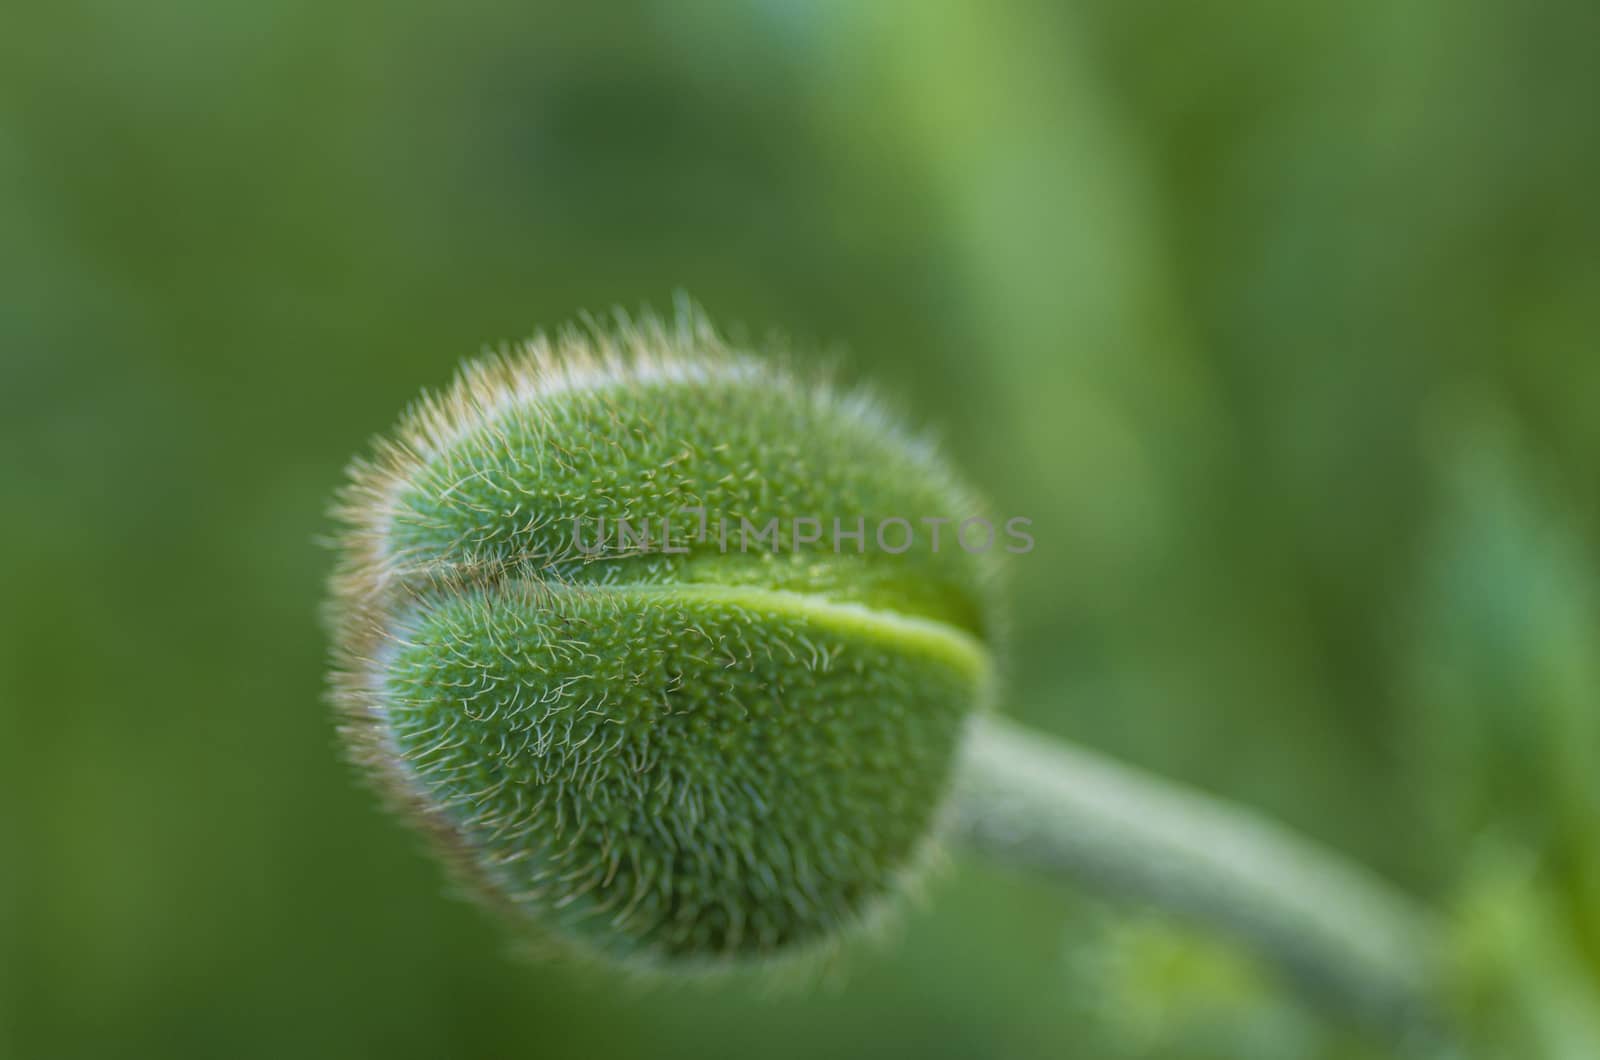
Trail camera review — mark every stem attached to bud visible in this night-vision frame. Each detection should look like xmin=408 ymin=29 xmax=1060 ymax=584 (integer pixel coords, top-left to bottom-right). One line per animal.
xmin=332 ymin=312 xmax=1459 ymax=1049
xmin=952 ymin=716 xmax=1449 ymax=1043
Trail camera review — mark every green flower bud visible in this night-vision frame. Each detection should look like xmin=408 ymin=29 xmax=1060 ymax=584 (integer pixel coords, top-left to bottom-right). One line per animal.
xmin=328 ymin=310 xmax=998 ymax=970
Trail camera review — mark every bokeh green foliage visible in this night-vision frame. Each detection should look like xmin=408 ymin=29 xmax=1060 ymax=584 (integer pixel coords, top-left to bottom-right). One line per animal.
xmin=2 ymin=1 xmax=1597 ymax=1057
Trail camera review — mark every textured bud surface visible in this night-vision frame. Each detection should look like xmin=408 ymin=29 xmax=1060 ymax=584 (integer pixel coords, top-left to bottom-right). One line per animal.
xmin=328 ymin=312 xmax=997 ymax=968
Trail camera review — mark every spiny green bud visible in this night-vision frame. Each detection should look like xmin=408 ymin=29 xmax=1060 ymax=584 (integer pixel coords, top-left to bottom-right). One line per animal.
xmin=327 ymin=309 xmax=998 ymax=970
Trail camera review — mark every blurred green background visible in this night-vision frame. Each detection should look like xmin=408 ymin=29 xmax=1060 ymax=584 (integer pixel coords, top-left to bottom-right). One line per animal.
xmin=3 ymin=2 xmax=1598 ymax=1057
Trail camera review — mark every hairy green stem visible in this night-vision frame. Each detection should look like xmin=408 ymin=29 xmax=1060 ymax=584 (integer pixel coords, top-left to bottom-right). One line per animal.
xmin=952 ymin=715 xmax=1448 ymax=1042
